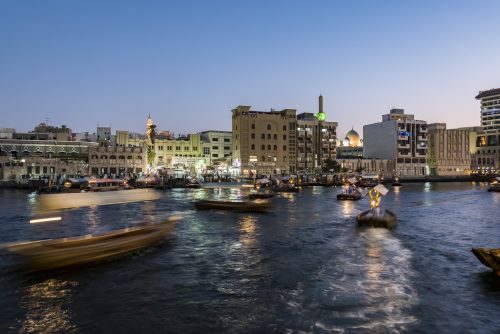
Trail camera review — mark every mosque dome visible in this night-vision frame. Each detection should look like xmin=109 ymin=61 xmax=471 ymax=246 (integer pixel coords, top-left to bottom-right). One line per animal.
xmin=344 ymin=128 xmax=361 ymax=147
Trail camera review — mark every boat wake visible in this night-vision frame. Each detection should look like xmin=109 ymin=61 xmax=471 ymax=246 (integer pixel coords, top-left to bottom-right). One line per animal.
xmin=282 ymin=229 xmax=418 ymax=333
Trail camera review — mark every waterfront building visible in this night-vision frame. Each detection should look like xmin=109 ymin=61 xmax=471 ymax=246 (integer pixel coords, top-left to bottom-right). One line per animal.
xmin=363 ymin=108 xmax=428 ymax=176
xmin=97 ymin=126 xmax=114 ymax=146
xmin=88 ymin=145 xmax=146 ymax=177
xmin=200 ymin=130 xmax=233 ymax=175
xmin=0 ymin=136 xmax=96 ymax=180
xmin=336 ymin=158 xmax=396 ymax=176
xmin=296 ymin=95 xmax=337 ymax=173
xmin=473 ymin=88 xmax=500 ymax=174
xmin=74 ymin=131 xmax=97 ymax=142
xmin=232 ymin=105 xmax=297 ymax=175
xmin=118 ymin=130 xmax=204 ymax=174
xmin=336 ymin=128 xmax=363 ymax=159
xmin=426 ymin=123 xmax=471 ymax=176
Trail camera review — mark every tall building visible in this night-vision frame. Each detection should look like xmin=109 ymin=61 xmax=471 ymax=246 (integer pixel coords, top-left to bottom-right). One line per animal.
xmin=364 ymin=108 xmax=428 ymax=176
xmin=296 ymin=96 xmax=337 ymax=173
xmin=232 ymin=106 xmax=297 ymax=175
xmin=426 ymin=123 xmax=471 ymax=176
xmin=474 ymin=89 xmax=500 ymax=174
xmin=476 ymin=88 xmax=500 ymax=134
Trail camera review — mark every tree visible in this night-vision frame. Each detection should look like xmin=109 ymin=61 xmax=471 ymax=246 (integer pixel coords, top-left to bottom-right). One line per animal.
xmin=323 ymin=159 xmax=341 ymax=173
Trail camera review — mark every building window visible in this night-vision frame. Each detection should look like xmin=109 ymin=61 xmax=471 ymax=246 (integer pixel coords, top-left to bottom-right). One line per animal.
xmin=283 ymin=125 xmax=286 ymax=131
xmin=193 ymin=147 xmax=198 ymax=151
xmin=251 ymin=124 xmax=255 ymax=129
xmin=203 ymin=148 xmax=210 ymax=155
xmin=212 ymin=146 xmax=218 ymax=150
xmin=267 ymin=124 xmax=271 ymax=130
xmin=251 ymin=133 xmax=255 ymax=139
xmin=184 ymin=147 xmax=189 ymax=151
xmin=212 ymin=154 xmax=219 ymax=158
xmin=273 ymin=145 xmax=277 ymax=150
xmin=224 ymin=138 xmax=230 ymax=142
xmin=224 ymin=146 xmax=230 ymax=150
xmin=268 ymin=145 xmax=271 ymax=150
xmin=158 ymin=146 xmax=163 ymax=151
xmin=267 ymin=134 xmax=271 ymax=140
xmin=261 ymin=134 xmax=265 ymax=139
xmin=261 ymin=155 xmax=265 ymax=162
xmin=283 ymin=145 xmax=287 ymax=151
xmin=212 ymin=138 xmax=219 ymax=142
xmin=273 ymin=134 xmax=277 ymax=140
xmin=167 ymin=146 xmax=172 ymax=150
xmin=261 ymin=145 xmax=265 ymax=150
xmin=176 ymin=146 xmax=181 ymax=151
xmin=251 ymin=144 xmax=255 ymax=150
xmin=283 ymin=134 xmax=286 ymax=140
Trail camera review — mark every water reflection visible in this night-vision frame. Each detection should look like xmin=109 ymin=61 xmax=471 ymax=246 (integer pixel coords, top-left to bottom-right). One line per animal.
xmin=341 ymin=201 xmax=355 ymax=217
xmin=19 ymin=279 xmax=77 ymax=334
xmin=356 ymin=229 xmax=418 ymax=331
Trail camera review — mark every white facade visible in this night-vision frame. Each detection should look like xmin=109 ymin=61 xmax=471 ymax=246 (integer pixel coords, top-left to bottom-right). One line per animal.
xmin=363 ymin=108 xmax=428 ymax=176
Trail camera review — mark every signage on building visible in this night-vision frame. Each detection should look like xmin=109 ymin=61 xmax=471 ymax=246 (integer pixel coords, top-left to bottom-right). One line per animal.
xmin=398 ymin=131 xmax=410 ymax=139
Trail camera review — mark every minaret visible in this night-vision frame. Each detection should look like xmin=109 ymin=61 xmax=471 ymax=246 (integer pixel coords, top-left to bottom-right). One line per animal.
xmin=316 ymin=94 xmax=326 ymax=122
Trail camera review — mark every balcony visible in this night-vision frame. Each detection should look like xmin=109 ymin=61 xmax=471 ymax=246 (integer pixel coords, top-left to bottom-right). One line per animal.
xmin=398 ymin=143 xmax=410 ymax=149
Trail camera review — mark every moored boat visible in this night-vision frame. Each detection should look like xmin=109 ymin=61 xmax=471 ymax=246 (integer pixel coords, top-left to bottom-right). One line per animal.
xmin=195 ymin=199 xmax=272 ymax=212
xmin=471 ymin=248 xmax=500 ymax=276
xmin=487 ymin=178 xmax=500 ymax=192
xmin=3 ymin=216 xmax=180 ymax=271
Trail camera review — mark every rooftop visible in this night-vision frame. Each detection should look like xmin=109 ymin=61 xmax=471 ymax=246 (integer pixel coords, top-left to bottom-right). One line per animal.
xmin=475 ymin=88 xmax=500 ymax=99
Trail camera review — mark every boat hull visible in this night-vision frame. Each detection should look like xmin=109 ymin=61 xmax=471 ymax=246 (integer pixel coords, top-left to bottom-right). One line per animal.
xmin=337 ymin=193 xmax=361 ymax=201
xmin=195 ymin=200 xmax=271 ymax=212
xmin=4 ymin=217 xmax=179 ymax=271
xmin=356 ymin=209 xmax=397 ymax=229
xmin=471 ymin=248 xmax=500 ymax=275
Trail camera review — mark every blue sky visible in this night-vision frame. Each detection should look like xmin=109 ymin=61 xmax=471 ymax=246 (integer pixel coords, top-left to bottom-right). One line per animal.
xmin=1 ymin=0 xmax=499 ymax=138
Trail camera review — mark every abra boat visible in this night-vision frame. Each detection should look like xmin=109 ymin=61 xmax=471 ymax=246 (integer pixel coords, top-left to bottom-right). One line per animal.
xmin=356 ymin=185 xmax=396 ymax=228
xmin=471 ymin=248 xmax=500 ymax=276
xmin=195 ymin=199 xmax=272 ymax=212
xmin=3 ymin=216 xmax=180 ymax=271
xmin=87 ymin=178 xmax=132 ymax=192
xmin=487 ymin=178 xmax=500 ymax=192
xmin=337 ymin=184 xmax=363 ymax=201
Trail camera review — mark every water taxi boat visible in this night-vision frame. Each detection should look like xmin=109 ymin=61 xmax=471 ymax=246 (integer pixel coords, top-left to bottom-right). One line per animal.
xmin=471 ymin=248 xmax=500 ymax=276
xmin=3 ymin=216 xmax=180 ymax=271
xmin=487 ymin=178 xmax=500 ymax=192
xmin=195 ymin=199 xmax=272 ymax=212
xmin=87 ymin=178 xmax=132 ymax=192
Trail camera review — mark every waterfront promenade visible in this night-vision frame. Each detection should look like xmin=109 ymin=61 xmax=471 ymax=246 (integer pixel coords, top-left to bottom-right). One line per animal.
xmin=0 ymin=183 xmax=499 ymax=333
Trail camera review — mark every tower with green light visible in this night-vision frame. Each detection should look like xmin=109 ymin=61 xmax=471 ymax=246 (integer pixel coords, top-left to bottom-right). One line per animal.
xmin=316 ymin=95 xmax=326 ymax=121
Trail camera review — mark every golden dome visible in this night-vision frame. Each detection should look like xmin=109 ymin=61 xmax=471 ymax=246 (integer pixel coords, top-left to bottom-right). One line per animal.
xmin=345 ymin=128 xmax=361 ymax=147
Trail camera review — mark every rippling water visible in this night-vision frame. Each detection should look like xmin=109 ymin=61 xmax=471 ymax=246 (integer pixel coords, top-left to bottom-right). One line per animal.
xmin=0 ymin=182 xmax=499 ymax=333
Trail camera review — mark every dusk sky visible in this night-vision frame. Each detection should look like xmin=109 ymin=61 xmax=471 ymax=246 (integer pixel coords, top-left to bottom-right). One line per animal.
xmin=1 ymin=0 xmax=499 ymax=138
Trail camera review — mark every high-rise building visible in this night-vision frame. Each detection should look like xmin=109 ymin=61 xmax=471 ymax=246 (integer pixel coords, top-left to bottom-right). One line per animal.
xmin=426 ymin=123 xmax=471 ymax=176
xmin=296 ymin=97 xmax=337 ymax=173
xmin=472 ymin=88 xmax=500 ymax=174
xmin=363 ymin=108 xmax=428 ymax=176
xmin=232 ymin=106 xmax=297 ymax=175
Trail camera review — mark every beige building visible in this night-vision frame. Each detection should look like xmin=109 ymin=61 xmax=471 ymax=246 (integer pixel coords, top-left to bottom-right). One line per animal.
xmin=88 ymin=145 xmax=147 ymax=177
xmin=232 ymin=106 xmax=297 ymax=175
xmin=426 ymin=123 xmax=471 ymax=176
xmin=117 ymin=130 xmax=203 ymax=173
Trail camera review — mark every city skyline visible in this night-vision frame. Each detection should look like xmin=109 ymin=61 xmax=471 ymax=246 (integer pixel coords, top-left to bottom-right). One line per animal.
xmin=1 ymin=1 xmax=499 ymax=137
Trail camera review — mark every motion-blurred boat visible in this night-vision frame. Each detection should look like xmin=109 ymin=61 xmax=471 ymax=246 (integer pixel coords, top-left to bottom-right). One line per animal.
xmin=248 ymin=192 xmax=274 ymax=199
xmin=471 ymin=248 xmax=500 ymax=276
xmin=3 ymin=216 xmax=180 ymax=271
xmin=195 ymin=199 xmax=272 ymax=212
xmin=87 ymin=178 xmax=132 ymax=192
xmin=35 ymin=188 xmax=161 ymax=212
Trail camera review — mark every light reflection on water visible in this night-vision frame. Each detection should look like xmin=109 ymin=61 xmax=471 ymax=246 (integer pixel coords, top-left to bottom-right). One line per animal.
xmin=0 ymin=183 xmax=499 ymax=333
xmin=19 ymin=279 xmax=77 ymax=334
